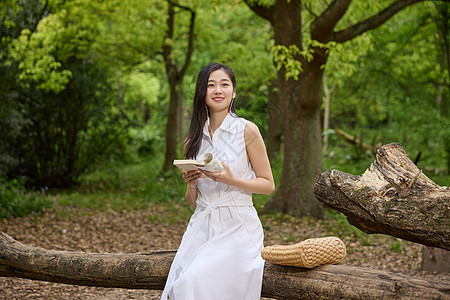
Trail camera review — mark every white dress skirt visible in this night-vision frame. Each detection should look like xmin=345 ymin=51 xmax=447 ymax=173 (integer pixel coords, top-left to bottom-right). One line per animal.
xmin=160 ymin=114 xmax=265 ymax=300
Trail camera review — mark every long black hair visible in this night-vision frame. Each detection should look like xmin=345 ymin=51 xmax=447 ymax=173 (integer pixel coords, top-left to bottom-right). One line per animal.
xmin=184 ymin=62 xmax=237 ymax=159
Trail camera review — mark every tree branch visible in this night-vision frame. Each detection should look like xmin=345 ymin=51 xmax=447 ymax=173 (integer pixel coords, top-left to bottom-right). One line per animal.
xmin=162 ymin=1 xmax=195 ymax=78
xmin=31 ymin=0 xmax=50 ymax=33
xmin=168 ymin=0 xmax=194 ymax=13
xmin=162 ymin=2 xmax=175 ymax=69
xmin=243 ymin=0 xmax=274 ymax=23
xmin=311 ymin=0 xmax=351 ymax=42
xmin=330 ymin=0 xmax=426 ymax=43
xmin=179 ymin=10 xmax=195 ymax=78
xmin=334 ymin=127 xmax=378 ymax=154
xmin=303 ymin=2 xmax=318 ymax=19
xmin=121 ymin=39 xmax=157 ymax=60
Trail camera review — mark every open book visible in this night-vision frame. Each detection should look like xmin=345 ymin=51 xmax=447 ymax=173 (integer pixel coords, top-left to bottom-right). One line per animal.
xmin=173 ymin=152 xmax=224 ymax=174
xmin=173 ymin=159 xmax=206 ymax=172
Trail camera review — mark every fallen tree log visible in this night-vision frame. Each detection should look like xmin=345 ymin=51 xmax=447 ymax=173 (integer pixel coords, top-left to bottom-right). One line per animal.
xmin=0 ymin=233 xmax=449 ymax=299
xmin=314 ymin=143 xmax=450 ymax=251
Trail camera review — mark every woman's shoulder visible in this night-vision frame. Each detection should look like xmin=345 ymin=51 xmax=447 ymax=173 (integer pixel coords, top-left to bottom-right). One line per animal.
xmin=228 ymin=114 xmax=249 ymax=130
xmin=230 ymin=114 xmax=257 ymax=126
xmin=244 ymin=120 xmax=258 ymax=131
xmin=244 ymin=120 xmax=262 ymax=142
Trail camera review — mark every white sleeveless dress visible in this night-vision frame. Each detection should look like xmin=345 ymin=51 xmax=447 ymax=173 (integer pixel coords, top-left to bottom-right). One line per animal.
xmin=160 ymin=113 xmax=265 ymax=300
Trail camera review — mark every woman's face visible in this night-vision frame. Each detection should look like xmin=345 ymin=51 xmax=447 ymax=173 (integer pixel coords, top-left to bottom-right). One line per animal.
xmin=205 ymin=69 xmax=236 ymax=114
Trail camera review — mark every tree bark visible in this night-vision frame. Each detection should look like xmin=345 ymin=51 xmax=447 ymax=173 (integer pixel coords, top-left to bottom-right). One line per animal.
xmin=314 ymin=143 xmax=450 ymax=250
xmin=1 ymin=233 xmax=449 ymax=299
xmin=266 ymin=45 xmax=326 ymax=218
xmin=177 ymin=85 xmax=185 ymax=144
xmin=266 ymin=80 xmax=283 ymax=160
xmin=163 ymin=75 xmax=183 ymax=172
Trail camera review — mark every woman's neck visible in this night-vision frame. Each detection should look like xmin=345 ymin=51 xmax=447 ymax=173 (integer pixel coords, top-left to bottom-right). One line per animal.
xmin=208 ymin=110 xmax=228 ymax=136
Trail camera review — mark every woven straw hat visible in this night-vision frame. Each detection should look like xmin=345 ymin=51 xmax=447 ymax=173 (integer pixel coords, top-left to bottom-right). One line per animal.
xmin=261 ymin=236 xmax=346 ymax=268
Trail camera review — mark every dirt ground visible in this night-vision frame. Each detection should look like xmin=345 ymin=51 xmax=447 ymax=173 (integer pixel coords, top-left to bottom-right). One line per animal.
xmin=0 ymin=205 xmax=448 ymax=299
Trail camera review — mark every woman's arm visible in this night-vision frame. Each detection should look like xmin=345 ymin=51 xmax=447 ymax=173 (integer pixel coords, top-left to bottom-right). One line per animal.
xmin=202 ymin=122 xmax=275 ymax=195
xmin=181 ymin=169 xmax=202 ymax=209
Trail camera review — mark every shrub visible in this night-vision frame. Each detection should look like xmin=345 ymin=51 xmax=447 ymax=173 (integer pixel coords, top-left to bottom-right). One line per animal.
xmin=0 ymin=178 xmax=52 ymax=218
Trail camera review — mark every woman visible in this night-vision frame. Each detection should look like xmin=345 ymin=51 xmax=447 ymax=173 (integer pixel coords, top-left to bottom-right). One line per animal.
xmin=161 ymin=62 xmax=274 ymax=300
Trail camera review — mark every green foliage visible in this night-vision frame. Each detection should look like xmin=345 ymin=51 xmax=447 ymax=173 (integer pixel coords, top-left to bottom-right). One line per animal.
xmin=86 ymin=0 xmax=166 ymax=66
xmin=267 ymin=0 xmax=380 ymax=83
xmin=128 ymin=123 xmax=164 ymax=156
xmin=0 ymin=178 xmax=52 ymax=218
xmin=52 ymin=154 xmax=193 ymax=222
xmin=10 ymin=20 xmax=72 ymax=92
xmin=2 ymin=0 xmax=448 ymax=193
xmin=323 ymin=133 xmax=378 ymax=174
xmin=1 ymin=0 xmax=52 ymax=177
xmin=324 ymin=34 xmax=373 ymax=83
xmin=324 ymin=2 xmax=449 ymax=181
xmin=388 ymin=238 xmax=404 ymax=253
xmin=192 ymin=2 xmax=276 ymax=134
xmin=323 ymin=209 xmax=367 ymax=238
xmin=271 ymin=45 xmax=304 ymax=80
xmin=2 ymin=57 xmax=127 ymax=187
xmin=1 ymin=1 xmax=130 ymax=187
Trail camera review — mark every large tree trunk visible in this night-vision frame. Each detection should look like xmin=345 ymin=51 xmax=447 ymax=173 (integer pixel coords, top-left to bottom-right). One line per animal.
xmin=433 ymin=2 xmax=450 ymax=171
xmin=249 ymin=0 xmax=325 ymax=218
xmin=1 ymin=233 xmax=449 ymax=299
xmin=268 ymin=94 xmax=324 ymax=218
xmin=314 ymin=143 xmax=450 ymax=250
xmin=266 ymin=80 xmax=283 ymax=160
xmin=162 ymin=78 xmax=182 ymax=172
xmin=266 ymin=53 xmax=326 ymax=218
